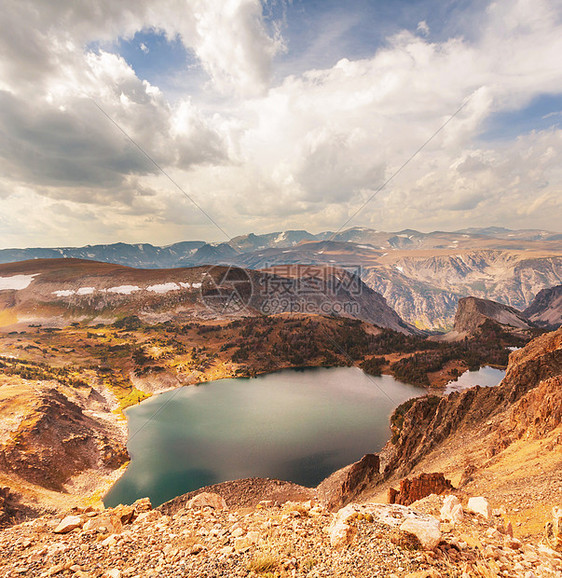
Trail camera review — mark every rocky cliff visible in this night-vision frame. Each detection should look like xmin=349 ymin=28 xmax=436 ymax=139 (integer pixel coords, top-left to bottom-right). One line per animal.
xmin=3 ymin=227 xmax=562 ymax=331
xmin=0 ymin=371 xmax=129 ymax=514
xmin=383 ymin=327 xmax=562 ymax=478
xmin=524 ymin=284 xmax=562 ymax=329
xmin=0 ymin=388 xmax=128 ymax=491
xmin=445 ymin=296 xmax=536 ymax=340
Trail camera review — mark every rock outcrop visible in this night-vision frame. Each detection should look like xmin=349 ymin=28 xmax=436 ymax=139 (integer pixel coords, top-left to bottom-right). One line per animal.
xmin=388 ymin=473 xmax=454 ymax=506
xmin=383 ymin=327 xmax=562 ymax=477
xmin=0 ymin=388 xmax=128 ymax=491
xmin=451 ymin=296 xmax=535 ymax=339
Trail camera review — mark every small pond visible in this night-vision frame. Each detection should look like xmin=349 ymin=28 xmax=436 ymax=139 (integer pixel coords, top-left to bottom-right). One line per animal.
xmin=444 ymin=366 xmax=506 ymax=394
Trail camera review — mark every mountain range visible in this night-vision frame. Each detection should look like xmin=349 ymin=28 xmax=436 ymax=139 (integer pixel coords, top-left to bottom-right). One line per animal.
xmin=1 ymin=227 xmax=561 ymax=330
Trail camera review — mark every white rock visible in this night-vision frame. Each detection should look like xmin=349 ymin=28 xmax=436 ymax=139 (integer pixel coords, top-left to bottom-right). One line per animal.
xmin=399 ymin=517 xmax=441 ymax=550
xmin=467 ymin=497 xmax=492 ymax=520
xmin=328 ymin=518 xmax=357 ymax=548
xmin=233 ymin=536 xmax=253 ymax=551
xmin=451 ymin=504 xmax=464 ymax=524
xmin=102 ymin=570 xmax=121 ymax=578
xmin=552 ymin=506 xmax=562 ymax=550
xmin=440 ymin=495 xmax=463 ymax=524
xmin=53 ymin=515 xmax=83 ymax=534
xmin=334 ymin=504 xmax=359 ymax=525
xmin=101 ymin=535 xmax=117 ymax=547
xmin=327 ymin=504 xmax=361 ymax=548
xmin=187 ymin=492 xmax=227 ymax=510
xmin=246 ymin=531 xmax=260 ymax=545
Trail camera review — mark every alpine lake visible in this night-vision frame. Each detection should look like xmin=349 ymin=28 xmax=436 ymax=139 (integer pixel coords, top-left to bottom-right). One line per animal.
xmin=105 ymin=365 xmax=505 ymax=507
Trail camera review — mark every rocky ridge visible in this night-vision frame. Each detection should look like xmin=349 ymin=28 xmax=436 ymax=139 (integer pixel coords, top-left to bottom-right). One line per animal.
xmin=382 ymin=327 xmax=562 ymax=478
xmin=0 ymin=371 xmax=129 ymax=517
xmin=0 ymin=259 xmax=416 ymax=335
xmin=450 ymin=296 xmax=535 ymax=339
xmin=2 ymin=227 xmax=562 ymax=330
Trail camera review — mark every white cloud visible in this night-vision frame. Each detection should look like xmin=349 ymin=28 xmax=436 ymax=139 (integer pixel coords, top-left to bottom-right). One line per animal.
xmin=0 ymin=0 xmax=562 ymax=249
xmin=417 ymin=20 xmax=430 ymax=36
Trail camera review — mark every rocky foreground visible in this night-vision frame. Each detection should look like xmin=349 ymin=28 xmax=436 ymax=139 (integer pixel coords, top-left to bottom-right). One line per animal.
xmin=1 ymin=490 xmax=561 ymax=578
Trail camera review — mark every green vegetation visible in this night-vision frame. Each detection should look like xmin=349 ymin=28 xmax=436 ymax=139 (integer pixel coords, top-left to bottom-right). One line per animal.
xmin=113 ymin=315 xmax=142 ymax=330
xmin=388 ymin=322 xmax=524 ymax=386
xmin=0 ymin=312 xmax=529 ymax=416
xmin=0 ymin=356 xmax=88 ymax=388
xmin=360 ymin=356 xmax=386 ymax=376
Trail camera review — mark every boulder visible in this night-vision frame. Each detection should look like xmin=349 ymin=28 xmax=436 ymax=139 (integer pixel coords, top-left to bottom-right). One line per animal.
xmin=234 ymin=535 xmax=257 ymax=551
xmin=440 ymin=495 xmax=463 ymax=525
xmin=328 ymin=518 xmax=357 ymax=548
xmin=132 ymin=497 xmax=152 ymax=513
xmin=83 ymin=514 xmax=123 ymax=534
xmin=467 ymin=497 xmax=492 ymax=520
xmin=327 ymin=504 xmax=360 ymax=548
xmin=399 ymin=517 xmax=441 ymax=550
xmin=54 ymin=515 xmax=83 ymax=534
xmin=187 ymin=492 xmax=227 ymax=510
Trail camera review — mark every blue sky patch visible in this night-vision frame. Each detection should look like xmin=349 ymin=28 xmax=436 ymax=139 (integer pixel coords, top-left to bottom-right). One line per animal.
xmin=480 ymin=93 xmax=562 ymax=141
xmin=116 ymin=29 xmax=194 ymax=88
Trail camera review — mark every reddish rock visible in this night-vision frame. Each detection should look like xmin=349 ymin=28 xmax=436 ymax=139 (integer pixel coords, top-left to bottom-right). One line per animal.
xmin=388 ymin=473 xmax=454 ymax=506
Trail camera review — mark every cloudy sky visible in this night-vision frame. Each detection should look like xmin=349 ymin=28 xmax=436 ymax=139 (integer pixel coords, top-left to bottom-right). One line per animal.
xmin=1 ymin=0 xmax=561 ymax=248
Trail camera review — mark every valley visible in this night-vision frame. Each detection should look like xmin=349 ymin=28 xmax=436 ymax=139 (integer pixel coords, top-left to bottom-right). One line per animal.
xmin=0 ymin=243 xmax=560 ymax=577
xmin=0 ymin=256 xmax=530 ymax=520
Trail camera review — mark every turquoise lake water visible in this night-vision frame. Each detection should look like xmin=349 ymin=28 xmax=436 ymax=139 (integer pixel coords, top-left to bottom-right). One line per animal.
xmin=104 ymin=367 xmax=423 ymax=507
xmin=104 ymin=364 xmax=506 ymax=507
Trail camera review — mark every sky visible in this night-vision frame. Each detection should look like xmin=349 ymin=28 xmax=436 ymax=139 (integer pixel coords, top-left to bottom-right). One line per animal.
xmin=1 ymin=0 xmax=561 ymax=248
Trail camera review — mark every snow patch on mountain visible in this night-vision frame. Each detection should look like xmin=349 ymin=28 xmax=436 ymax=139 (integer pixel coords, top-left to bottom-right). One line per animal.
xmin=0 ymin=274 xmax=39 ymax=291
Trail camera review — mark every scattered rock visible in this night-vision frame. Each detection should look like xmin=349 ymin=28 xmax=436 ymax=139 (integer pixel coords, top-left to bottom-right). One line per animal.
xmin=551 ymin=506 xmax=562 ymax=551
xmin=440 ymin=495 xmax=463 ymax=525
xmin=83 ymin=514 xmax=122 ymax=534
xmin=328 ymin=516 xmax=357 ymax=548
